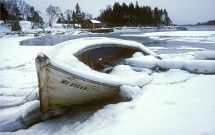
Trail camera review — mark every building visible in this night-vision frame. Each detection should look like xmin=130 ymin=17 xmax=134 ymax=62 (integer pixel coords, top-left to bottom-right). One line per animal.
xmin=82 ymin=19 xmax=102 ymax=29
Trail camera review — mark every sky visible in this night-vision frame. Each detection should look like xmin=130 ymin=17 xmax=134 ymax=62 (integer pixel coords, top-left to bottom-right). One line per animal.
xmin=26 ymin=0 xmax=215 ymax=25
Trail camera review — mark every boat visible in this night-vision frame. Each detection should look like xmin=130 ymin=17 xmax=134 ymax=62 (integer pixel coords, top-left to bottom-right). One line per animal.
xmin=35 ymin=37 xmax=160 ymax=119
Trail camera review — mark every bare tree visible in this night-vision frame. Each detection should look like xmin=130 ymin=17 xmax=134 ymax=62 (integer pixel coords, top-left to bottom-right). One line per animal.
xmin=64 ymin=9 xmax=72 ymax=22
xmin=85 ymin=12 xmax=92 ymax=20
xmin=18 ymin=0 xmax=31 ymax=20
xmin=2 ymin=0 xmax=16 ymax=15
xmin=2 ymin=0 xmax=22 ymax=31
xmin=64 ymin=9 xmax=73 ymax=28
xmin=46 ymin=4 xmax=61 ymax=27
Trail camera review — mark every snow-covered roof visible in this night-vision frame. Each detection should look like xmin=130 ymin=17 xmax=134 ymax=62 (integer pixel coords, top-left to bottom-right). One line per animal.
xmin=90 ymin=19 xmax=101 ymax=24
xmin=42 ymin=37 xmax=158 ymax=86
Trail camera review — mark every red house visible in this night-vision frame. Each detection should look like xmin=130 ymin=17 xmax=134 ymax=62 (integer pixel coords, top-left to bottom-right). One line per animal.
xmin=82 ymin=19 xmax=102 ymax=29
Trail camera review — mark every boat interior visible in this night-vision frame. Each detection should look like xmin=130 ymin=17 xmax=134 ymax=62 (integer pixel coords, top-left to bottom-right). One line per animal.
xmin=75 ymin=44 xmax=148 ymax=73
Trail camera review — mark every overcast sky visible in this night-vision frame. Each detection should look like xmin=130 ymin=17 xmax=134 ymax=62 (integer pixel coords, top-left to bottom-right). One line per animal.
xmin=27 ymin=0 xmax=215 ymax=25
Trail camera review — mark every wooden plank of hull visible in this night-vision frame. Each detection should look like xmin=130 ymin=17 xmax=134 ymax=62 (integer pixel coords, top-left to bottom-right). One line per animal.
xmin=35 ymin=56 xmax=50 ymax=116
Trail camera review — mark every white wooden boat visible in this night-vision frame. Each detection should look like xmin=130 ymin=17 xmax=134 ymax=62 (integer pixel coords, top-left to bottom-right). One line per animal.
xmin=35 ymin=37 xmax=160 ymax=119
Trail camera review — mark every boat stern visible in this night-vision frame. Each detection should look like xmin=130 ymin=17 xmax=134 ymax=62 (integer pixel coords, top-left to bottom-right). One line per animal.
xmin=35 ymin=54 xmax=50 ymax=118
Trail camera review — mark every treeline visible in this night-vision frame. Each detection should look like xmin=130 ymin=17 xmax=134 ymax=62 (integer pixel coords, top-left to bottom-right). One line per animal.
xmin=1 ymin=0 xmax=44 ymax=31
xmin=98 ymin=2 xmax=172 ymax=27
xmin=197 ymin=20 xmax=215 ymax=25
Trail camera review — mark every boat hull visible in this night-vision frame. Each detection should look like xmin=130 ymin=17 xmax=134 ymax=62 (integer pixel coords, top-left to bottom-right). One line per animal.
xmin=35 ymin=55 xmax=121 ymax=118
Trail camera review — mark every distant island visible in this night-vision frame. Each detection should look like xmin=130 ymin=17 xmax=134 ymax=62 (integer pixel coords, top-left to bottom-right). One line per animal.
xmin=196 ymin=20 xmax=215 ymax=25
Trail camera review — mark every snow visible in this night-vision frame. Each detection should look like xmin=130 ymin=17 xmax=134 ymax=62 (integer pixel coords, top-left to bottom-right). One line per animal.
xmin=194 ymin=51 xmax=215 ymax=60
xmin=0 ymin=100 xmax=40 ymax=132
xmin=0 ymin=21 xmax=11 ymax=34
xmin=119 ymin=85 xmax=142 ymax=100
xmin=124 ymin=52 xmax=159 ymax=69
xmin=90 ymin=19 xmax=101 ymax=24
xmin=0 ymin=37 xmax=50 ymax=132
xmin=123 ymin=51 xmax=215 ymax=74
xmin=158 ymin=59 xmax=215 ymax=74
xmin=0 ymin=28 xmax=215 ymax=135
xmin=0 ymin=20 xmax=87 ymax=38
xmin=19 ymin=21 xmax=33 ymax=31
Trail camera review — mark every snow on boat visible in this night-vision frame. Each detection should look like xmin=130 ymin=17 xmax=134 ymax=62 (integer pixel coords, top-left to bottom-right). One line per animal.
xmin=35 ymin=37 xmax=160 ymax=119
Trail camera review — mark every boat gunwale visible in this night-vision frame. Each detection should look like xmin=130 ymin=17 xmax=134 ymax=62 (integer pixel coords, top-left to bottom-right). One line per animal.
xmin=74 ymin=43 xmax=148 ymax=57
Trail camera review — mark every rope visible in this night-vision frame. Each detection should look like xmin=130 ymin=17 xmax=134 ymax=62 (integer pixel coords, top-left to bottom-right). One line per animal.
xmin=20 ymin=85 xmax=38 ymax=105
xmin=32 ymin=93 xmax=39 ymax=101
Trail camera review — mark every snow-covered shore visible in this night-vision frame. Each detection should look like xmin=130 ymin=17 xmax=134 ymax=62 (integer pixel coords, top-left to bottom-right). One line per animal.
xmin=0 ymin=20 xmax=190 ymax=39
xmin=0 ymin=27 xmax=215 ymax=135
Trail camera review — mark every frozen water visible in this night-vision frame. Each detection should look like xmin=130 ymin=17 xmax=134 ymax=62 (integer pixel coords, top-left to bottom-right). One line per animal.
xmin=194 ymin=51 xmax=215 ymax=60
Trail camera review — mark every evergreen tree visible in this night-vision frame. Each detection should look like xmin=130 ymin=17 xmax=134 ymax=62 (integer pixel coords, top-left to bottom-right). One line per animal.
xmin=128 ymin=2 xmax=135 ymax=25
xmin=153 ymin=7 xmax=160 ymax=26
xmin=74 ymin=3 xmax=82 ymax=23
xmin=163 ymin=9 xmax=172 ymax=26
xmin=99 ymin=5 xmax=113 ymax=27
xmin=121 ymin=3 xmax=128 ymax=25
xmin=112 ymin=2 xmax=122 ymax=26
xmin=11 ymin=4 xmax=22 ymax=31
xmin=2 ymin=0 xmax=22 ymax=31
xmin=0 ymin=2 xmax=10 ymax=23
xmin=56 ymin=12 xmax=64 ymax=23
xmin=72 ymin=10 xmax=76 ymax=23
xmin=145 ymin=6 xmax=153 ymax=25
xmin=27 ymin=7 xmax=44 ymax=29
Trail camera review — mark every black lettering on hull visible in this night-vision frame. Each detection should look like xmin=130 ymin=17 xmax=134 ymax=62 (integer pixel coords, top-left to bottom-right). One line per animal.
xmin=61 ymin=79 xmax=88 ymax=90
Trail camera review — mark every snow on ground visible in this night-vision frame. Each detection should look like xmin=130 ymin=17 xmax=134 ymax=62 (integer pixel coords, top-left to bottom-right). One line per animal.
xmin=194 ymin=51 xmax=215 ymax=60
xmin=0 ymin=21 xmax=87 ymax=38
xmin=0 ymin=29 xmax=215 ymax=135
xmin=0 ymin=37 xmax=50 ymax=131
xmin=0 ymin=21 xmax=11 ymax=34
xmin=2 ymin=70 xmax=215 ymax=135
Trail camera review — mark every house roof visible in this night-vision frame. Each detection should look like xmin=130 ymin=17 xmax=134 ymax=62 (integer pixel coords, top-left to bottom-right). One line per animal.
xmin=90 ymin=19 xmax=101 ymax=24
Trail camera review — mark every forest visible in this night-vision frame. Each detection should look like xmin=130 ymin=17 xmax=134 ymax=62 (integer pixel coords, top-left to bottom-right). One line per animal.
xmin=98 ymin=2 xmax=172 ymax=27
xmin=197 ymin=20 xmax=215 ymax=25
